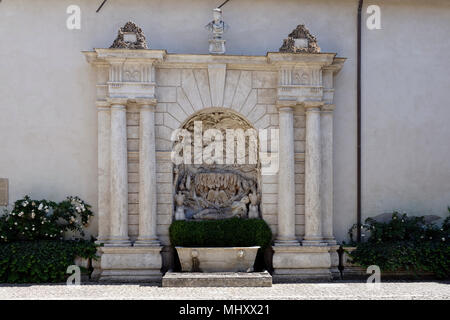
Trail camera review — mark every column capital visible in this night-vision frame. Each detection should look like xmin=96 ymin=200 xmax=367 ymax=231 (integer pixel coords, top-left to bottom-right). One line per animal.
xmin=107 ymin=97 xmax=128 ymax=106
xmin=276 ymin=99 xmax=297 ymax=111
xmin=135 ymin=98 xmax=157 ymax=109
xmin=303 ymin=101 xmax=324 ymax=110
xmin=321 ymin=104 xmax=335 ymax=112
xmin=96 ymin=100 xmax=110 ymax=111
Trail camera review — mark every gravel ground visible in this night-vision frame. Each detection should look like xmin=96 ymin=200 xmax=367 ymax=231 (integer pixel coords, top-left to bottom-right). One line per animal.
xmin=1 ymin=281 xmax=449 ymax=300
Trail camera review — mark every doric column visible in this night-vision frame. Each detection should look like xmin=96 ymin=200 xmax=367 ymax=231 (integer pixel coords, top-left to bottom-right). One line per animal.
xmin=303 ymin=102 xmax=324 ymax=246
xmin=135 ymin=99 xmax=160 ymax=246
xmin=275 ymin=102 xmax=299 ymax=246
xmin=321 ymin=104 xmax=336 ymax=244
xmin=106 ymin=98 xmax=131 ymax=247
xmin=96 ymin=101 xmax=111 ymax=243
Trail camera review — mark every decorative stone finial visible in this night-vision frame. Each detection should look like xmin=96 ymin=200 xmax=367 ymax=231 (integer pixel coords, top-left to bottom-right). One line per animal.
xmin=279 ymin=24 xmax=320 ymax=53
xmin=110 ymin=21 xmax=148 ymax=49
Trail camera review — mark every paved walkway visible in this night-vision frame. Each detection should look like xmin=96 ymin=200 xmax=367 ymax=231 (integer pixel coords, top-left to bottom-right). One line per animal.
xmin=0 ymin=281 xmax=449 ymax=300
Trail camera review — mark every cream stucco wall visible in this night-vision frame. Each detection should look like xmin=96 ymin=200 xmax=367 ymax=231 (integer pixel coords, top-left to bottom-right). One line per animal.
xmin=0 ymin=0 xmax=449 ymax=242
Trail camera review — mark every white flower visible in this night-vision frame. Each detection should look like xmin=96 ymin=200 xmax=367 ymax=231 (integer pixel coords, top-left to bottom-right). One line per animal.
xmin=14 ymin=222 xmax=17 ymax=225
xmin=38 ymin=203 xmax=43 ymax=211
xmin=32 ymin=202 xmax=35 ymax=206
xmin=442 ymin=238 xmax=446 ymax=241
xmin=32 ymin=228 xmax=35 ymax=231
xmin=45 ymin=209 xmax=49 ymax=213
xmin=22 ymin=201 xmax=28 ymax=207
xmin=41 ymin=222 xmax=44 ymax=224
xmin=18 ymin=212 xmax=24 ymax=217
xmin=31 ymin=212 xmax=35 ymax=219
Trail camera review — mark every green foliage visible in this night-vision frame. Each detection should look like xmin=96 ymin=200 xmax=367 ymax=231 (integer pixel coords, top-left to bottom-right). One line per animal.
xmin=169 ymin=218 xmax=273 ymax=248
xmin=0 ymin=195 xmax=94 ymax=242
xmin=348 ymin=210 xmax=450 ymax=278
xmin=0 ymin=240 xmax=98 ymax=283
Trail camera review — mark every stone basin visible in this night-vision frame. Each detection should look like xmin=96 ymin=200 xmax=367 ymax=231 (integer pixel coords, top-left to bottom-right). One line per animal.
xmin=175 ymin=246 xmax=260 ymax=272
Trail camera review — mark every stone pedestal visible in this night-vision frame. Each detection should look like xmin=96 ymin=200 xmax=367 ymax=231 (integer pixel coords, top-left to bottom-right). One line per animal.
xmin=272 ymin=246 xmax=332 ymax=282
xmin=98 ymin=246 xmax=162 ymax=283
xmin=329 ymin=245 xmax=341 ymax=279
xmin=209 ymin=39 xmax=226 ymax=54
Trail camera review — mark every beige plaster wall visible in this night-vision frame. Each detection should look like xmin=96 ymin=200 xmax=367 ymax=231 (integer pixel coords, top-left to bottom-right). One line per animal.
xmin=0 ymin=0 xmax=449 ymax=242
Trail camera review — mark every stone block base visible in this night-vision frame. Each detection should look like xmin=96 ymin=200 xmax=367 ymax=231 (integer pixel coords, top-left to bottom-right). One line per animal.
xmin=162 ymin=271 xmax=272 ymax=287
xmin=272 ymin=246 xmax=332 ymax=282
xmin=97 ymin=246 xmax=163 ymax=283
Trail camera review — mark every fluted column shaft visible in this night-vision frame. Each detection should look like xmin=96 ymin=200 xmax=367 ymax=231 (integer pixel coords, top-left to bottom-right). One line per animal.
xmin=275 ymin=106 xmax=299 ymax=246
xmin=107 ymin=101 xmax=131 ymax=246
xmin=135 ymin=101 xmax=160 ymax=246
xmin=96 ymin=103 xmax=111 ymax=243
xmin=321 ymin=105 xmax=336 ymax=244
xmin=303 ymin=104 xmax=324 ymax=246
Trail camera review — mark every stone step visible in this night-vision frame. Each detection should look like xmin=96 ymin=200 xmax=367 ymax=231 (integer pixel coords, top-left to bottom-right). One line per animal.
xmin=162 ymin=271 xmax=272 ymax=287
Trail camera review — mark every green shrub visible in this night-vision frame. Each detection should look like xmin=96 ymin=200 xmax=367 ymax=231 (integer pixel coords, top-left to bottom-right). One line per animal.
xmin=0 ymin=195 xmax=94 ymax=242
xmin=169 ymin=218 xmax=273 ymax=248
xmin=0 ymin=240 xmax=98 ymax=283
xmin=348 ymin=210 xmax=450 ymax=278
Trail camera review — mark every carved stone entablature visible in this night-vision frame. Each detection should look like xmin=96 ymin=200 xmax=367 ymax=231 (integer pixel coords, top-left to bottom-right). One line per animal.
xmin=267 ymin=53 xmax=337 ymax=104
xmin=279 ymin=24 xmax=321 ymax=54
xmin=89 ymin=50 xmax=165 ymax=100
xmin=110 ymin=21 xmax=148 ymax=49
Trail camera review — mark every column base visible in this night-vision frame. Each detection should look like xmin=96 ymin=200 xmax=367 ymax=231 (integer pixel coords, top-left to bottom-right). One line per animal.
xmin=274 ymin=238 xmax=300 ymax=247
xmin=274 ymin=238 xmax=300 ymax=246
xmin=134 ymin=238 xmax=161 ymax=247
xmin=272 ymin=245 xmax=332 ymax=282
xmin=323 ymin=237 xmax=337 ymax=245
xmin=95 ymin=237 xmax=108 ymax=245
xmin=302 ymin=235 xmax=327 ymax=246
xmin=104 ymin=236 xmax=132 ymax=247
xmin=301 ymin=240 xmax=328 ymax=246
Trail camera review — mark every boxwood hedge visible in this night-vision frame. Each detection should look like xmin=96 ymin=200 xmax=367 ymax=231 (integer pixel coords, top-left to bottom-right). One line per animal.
xmin=0 ymin=240 xmax=98 ymax=283
xmin=169 ymin=218 xmax=273 ymax=248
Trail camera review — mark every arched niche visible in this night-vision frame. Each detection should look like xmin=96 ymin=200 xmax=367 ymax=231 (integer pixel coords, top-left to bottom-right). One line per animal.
xmin=172 ymin=108 xmax=262 ymax=221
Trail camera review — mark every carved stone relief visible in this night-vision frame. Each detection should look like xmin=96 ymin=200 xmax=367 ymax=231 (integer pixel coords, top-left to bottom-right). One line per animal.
xmin=173 ymin=110 xmax=261 ymax=220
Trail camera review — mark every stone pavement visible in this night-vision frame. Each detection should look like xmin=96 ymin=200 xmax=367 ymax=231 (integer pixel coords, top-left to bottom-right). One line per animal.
xmin=0 ymin=281 xmax=449 ymax=300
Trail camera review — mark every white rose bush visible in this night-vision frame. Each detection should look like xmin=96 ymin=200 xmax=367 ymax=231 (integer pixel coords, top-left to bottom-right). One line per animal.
xmin=0 ymin=195 xmax=94 ymax=242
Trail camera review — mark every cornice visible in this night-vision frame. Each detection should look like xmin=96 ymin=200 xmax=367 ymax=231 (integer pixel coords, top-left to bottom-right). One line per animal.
xmin=83 ymin=50 xmax=345 ymax=72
